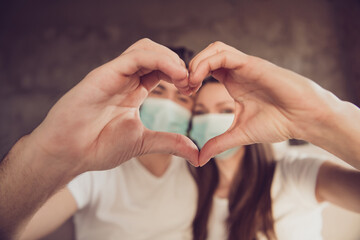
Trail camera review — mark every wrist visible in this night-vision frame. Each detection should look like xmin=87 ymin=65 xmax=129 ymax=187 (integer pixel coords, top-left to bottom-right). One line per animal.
xmin=20 ymin=134 xmax=84 ymax=187
xmin=303 ymin=96 xmax=360 ymax=169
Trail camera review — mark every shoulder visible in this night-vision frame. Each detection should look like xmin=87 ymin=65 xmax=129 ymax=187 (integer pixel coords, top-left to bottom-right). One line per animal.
xmin=67 ymin=159 xmax=134 ymax=209
xmin=276 ymin=153 xmax=326 ymax=178
xmin=273 ymin=153 xmax=326 ymax=206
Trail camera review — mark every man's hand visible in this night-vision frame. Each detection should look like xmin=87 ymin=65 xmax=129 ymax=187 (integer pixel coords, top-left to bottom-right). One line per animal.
xmin=188 ymin=41 xmax=360 ymax=167
xmin=29 ymin=38 xmax=199 ymax=174
xmin=0 ymin=38 xmax=199 ymax=239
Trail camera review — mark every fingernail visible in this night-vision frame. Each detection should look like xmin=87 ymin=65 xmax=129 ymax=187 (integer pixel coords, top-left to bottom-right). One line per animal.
xmin=199 ymin=157 xmax=212 ymax=167
xmin=190 ymin=160 xmax=199 ymax=167
xmin=188 ymin=74 xmax=197 ymax=88
xmin=183 ymin=89 xmax=192 ymax=96
xmin=189 ymin=83 xmax=197 ymax=88
xmin=189 ymin=82 xmax=199 ymax=88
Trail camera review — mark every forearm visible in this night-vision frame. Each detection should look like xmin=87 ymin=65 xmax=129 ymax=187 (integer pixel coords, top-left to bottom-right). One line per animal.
xmin=304 ymin=97 xmax=360 ymax=170
xmin=316 ymin=161 xmax=360 ymax=213
xmin=19 ymin=187 xmax=78 ymax=240
xmin=0 ymin=135 xmax=77 ymax=239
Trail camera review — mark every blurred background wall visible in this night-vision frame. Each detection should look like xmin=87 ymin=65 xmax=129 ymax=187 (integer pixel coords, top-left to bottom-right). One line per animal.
xmin=0 ymin=0 xmax=359 ymax=239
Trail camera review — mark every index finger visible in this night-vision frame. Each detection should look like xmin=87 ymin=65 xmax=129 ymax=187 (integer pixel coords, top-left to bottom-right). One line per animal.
xmin=89 ymin=49 xmax=188 ymax=96
xmin=188 ymin=41 xmax=247 ymax=90
xmin=122 ymin=38 xmax=191 ymax=95
xmin=122 ymin=38 xmax=183 ymax=66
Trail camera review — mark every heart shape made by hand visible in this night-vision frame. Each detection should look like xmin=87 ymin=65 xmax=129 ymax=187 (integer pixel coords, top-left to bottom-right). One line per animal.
xmin=183 ymin=41 xmax=329 ymax=166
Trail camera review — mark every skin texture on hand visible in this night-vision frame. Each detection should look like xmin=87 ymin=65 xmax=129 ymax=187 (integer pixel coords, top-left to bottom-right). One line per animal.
xmin=188 ymin=41 xmax=360 ymax=168
xmin=1 ymin=39 xmax=360 ymax=240
xmin=29 ymin=38 xmax=199 ymax=174
xmin=0 ymin=38 xmax=199 ymax=240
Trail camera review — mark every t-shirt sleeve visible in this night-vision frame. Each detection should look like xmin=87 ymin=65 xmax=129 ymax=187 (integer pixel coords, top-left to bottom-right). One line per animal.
xmin=67 ymin=171 xmax=94 ymax=210
xmin=278 ymin=154 xmax=326 ymax=207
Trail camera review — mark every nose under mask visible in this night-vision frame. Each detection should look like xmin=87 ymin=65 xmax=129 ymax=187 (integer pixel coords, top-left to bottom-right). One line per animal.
xmin=190 ymin=113 xmax=240 ymax=160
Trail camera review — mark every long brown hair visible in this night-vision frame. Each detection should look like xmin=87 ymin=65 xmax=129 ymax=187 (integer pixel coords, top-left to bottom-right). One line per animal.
xmin=190 ymin=78 xmax=277 ymax=240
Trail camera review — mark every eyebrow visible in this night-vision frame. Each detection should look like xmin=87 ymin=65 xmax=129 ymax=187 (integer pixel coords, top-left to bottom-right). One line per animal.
xmin=155 ymin=84 xmax=166 ymax=91
xmin=216 ymin=101 xmax=234 ymax=106
xmin=175 ymin=91 xmax=194 ymax=101
xmin=194 ymin=101 xmax=233 ymax=108
xmin=194 ymin=103 xmax=206 ymax=108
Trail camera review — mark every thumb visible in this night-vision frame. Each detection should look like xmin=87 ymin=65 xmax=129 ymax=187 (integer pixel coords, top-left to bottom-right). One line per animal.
xmin=141 ymin=129 xmax=200 ymax=167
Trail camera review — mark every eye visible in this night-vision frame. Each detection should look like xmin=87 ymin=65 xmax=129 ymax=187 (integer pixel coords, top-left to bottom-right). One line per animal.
xmin=151 ymin=89 xmax=163 ymax=95
xmin=220 ymin=108 xmax=234 ymax=114
xmin=178 ymin=96 xmax=190 ymax=103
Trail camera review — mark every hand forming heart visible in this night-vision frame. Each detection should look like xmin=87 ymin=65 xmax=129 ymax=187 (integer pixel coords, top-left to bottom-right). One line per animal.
xmin=28 ymin=38 xmax=339 ymax=173
xmin=188 ymin=42 xmax=339 ymax=166
xmin=3 ymin=38 xmax=360 ymax=240
xmin=29 ymin=38 xmax=198 ymax=176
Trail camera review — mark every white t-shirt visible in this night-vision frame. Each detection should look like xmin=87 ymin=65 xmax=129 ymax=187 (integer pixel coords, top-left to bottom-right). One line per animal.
xmin=207 ymin=154 xmax=326 ymax=240
xmin=67 ymin=156 xmax=197 ymax=240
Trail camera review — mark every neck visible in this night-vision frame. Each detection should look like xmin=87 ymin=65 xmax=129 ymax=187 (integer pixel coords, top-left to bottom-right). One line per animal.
xmin=137 ymin=153 xmax=172 ymax=177
xmin=215 ymin=147 xmax=245 ymax=198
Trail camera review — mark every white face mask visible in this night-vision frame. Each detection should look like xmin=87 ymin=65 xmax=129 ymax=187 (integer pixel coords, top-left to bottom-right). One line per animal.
xmin=140 ymin=97 xmax=191 ymax=135
xmin=190 ymin=113 xmax=240 ymax=160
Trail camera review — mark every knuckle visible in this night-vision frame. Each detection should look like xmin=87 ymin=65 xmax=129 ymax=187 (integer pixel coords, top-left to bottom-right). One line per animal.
xmin=240 ymin=54 xmax=255 ymax=71
xmin=127 ymin=49 xmax=143 ymax=61
xmin=121 ymin=48 xmax=136 ymax=57
xmin=139 ymin=38 xmax=152 ymax=44
xmin=218 ymin=49 xmax=228 ymax=56
xmin=86 ymin=66 xmax=105 ymax=79
xmin=135 ymin=38 xmax=154 ymax=49
xmin=213 ymin=41 xmax=225 ymax=48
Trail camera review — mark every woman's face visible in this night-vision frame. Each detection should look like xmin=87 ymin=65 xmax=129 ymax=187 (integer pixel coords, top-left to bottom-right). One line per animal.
xmin=191 ymin=82 xmax=245 ymax=162
xmin=148 ymin=81 xmax=194 ymax=111
xmin=193 ymin=82 xmax=235 ymax=115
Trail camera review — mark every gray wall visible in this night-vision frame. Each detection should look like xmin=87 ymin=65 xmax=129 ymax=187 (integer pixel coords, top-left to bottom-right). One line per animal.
xmin=1 ymin=0 xmax=359 ymax=156
xmin=1 ymin=1 xmax=360 ymax=240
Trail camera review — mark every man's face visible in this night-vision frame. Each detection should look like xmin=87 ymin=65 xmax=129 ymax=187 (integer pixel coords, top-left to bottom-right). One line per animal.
xmin=148 ymin=81 xmax=194 ymax=111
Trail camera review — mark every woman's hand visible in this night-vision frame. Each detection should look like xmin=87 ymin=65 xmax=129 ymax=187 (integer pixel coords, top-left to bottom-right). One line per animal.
xmin=189 ymin=41 xmax=352 ymax=166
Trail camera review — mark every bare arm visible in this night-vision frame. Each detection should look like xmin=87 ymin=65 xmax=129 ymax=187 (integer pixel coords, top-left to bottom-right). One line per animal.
xmin=304 ymin=100 xmax=360 ymax=171
xmin=0 ymin=39 xmax=198 ymax=240
xmin=186 ymin=41 xmax=360 ymax=214
xmin=19 ymin=187 xmax=77 ymax=240
xmin=316 ymin=161 xmax=360 ymax=213
xmin=0 ymin=137 xmax=77 ymax=240
xmin=188 ymin=41 xmax=360 ymax=170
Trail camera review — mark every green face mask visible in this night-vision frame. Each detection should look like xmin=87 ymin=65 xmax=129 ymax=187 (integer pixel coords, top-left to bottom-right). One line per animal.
xmin=140 ymin=97 xmax=191 ymax=135
xmin=190 ymin=113 xmax=240 ymax=160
